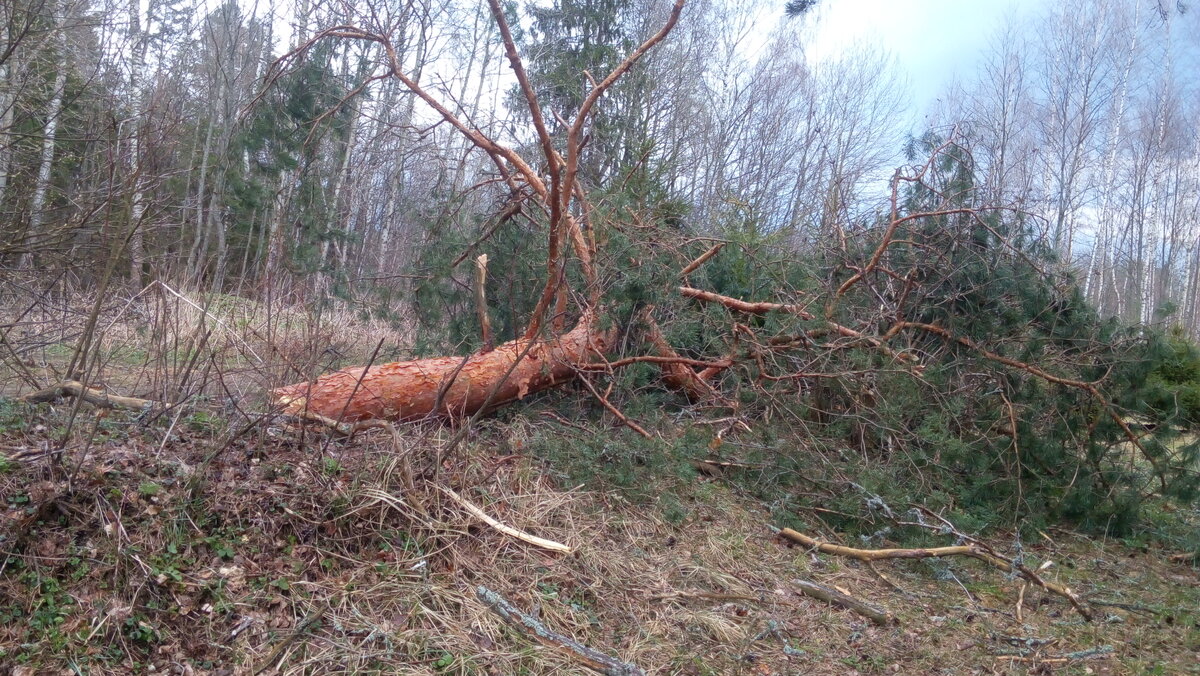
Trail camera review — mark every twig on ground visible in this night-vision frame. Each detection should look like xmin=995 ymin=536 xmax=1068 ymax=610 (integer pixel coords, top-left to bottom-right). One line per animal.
xmin=439 ymin=485 xmax=572 ymax=554
xmin=252 ymin=607 xmax=327 ymax=675
xmin=476 ymin=585 xmax=645 ymax=676
xmin=771 ymin=526 xmax=1093 ymax=621
xmin=21 ymin=380 xmax=169 ymax=413
xmin=792 ymin=579 xmax=897 ymax=626
xmin=993 ymin=644 xmax=1114 ymax=663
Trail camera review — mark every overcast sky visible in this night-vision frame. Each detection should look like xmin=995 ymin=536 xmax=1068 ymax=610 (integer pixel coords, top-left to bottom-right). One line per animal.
xmin=802 ymin=0 xmax=1046 ymax=131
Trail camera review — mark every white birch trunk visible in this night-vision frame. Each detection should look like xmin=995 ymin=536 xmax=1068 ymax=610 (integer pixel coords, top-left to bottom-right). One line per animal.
xmin=25 ymin=6 xmax=67 ymax=267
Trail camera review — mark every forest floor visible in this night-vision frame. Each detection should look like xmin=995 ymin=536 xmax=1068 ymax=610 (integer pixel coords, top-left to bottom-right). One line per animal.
xmin=0 ymin=402 xmax=1197 ymax=675
xmin=1 ymin=289 xmax=1198 ymax=674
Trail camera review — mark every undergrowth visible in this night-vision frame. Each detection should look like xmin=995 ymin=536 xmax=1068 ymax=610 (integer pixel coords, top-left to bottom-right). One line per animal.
xmin=1 ymin=398 xmax=1199 ymax=674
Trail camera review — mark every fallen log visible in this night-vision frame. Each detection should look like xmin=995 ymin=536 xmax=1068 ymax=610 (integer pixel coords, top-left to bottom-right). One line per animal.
xmin=21 ymin=380 xmax=168 ymax=412
xmin=272 ymin=313 xmax=615 ymax=423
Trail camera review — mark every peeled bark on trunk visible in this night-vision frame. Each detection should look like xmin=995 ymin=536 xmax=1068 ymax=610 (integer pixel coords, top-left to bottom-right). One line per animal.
xmin=272 ymin=314 xmax=615 ymax=423
xmin=641 ymin=309 xmax=725 ymax=401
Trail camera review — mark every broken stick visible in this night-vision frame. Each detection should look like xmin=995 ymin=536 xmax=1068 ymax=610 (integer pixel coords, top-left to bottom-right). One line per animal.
xmin=771 ymin=526 xmax=1092 ymax=621
xmin=792 ymin=579 xmax=897 ymax=626
xmin=475 ymin=254 xmax=494 ymax=351
xmin=477 ymin=585 xmax=645 ymax=676
xmin=21 ymin=380 xmax=168 ymax=412
xmin=439 ymin=485 xmax=572 ymax=554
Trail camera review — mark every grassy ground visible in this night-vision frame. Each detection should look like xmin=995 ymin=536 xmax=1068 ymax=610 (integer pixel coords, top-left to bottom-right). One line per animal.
xmin=1 ymin=401 xmax=1197 ymax=675
xmin=1 ymin=286 xmax=1198 ymax=674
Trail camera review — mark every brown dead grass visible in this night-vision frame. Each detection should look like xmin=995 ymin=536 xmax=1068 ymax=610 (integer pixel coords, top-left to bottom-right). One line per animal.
xmin=1 ymin=285 xmax=1198 ymax=675
xmin=1 ymin=405 xmax=1198 ymax=676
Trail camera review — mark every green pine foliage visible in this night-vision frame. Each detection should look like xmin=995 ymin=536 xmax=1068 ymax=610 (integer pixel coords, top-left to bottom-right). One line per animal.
xmin=803 ymin=133 xmax=1200 ymax=533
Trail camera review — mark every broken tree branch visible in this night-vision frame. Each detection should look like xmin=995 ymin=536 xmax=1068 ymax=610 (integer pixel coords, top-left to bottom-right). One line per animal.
xmin=22 ymin=380 xmax=169 ymax=413
xmin=679 ymin=242 xmax=725 ymax=279
xmin=475 ymin=254 xmax=494 ymax=351
xmin=477 ymin=585 xmax=645 ymax=676
xmin=772 ymin=526 xmax=1092 ymax=621
xmin=792 ymin=579 xmax=897 ymax=626
xmin=680 ymin=286 xmax=814 ymax=318
xmin=439 ymin=485 xmax=572 ymax=554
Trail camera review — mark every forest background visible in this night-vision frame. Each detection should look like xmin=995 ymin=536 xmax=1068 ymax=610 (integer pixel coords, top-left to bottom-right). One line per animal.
xmin=2 ymin=0 xmax=1200 ymax=673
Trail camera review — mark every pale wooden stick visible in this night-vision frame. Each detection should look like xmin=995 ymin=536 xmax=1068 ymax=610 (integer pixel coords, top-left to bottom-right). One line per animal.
xmin=679 ymin=242 xmax=725 ymax=278
xmin=475 ymin=254 xmax=494 ymax=351
xmin=439 ymin=485 xmax=572 ymax=554
xmin=773 ymin=526 xmax=1092 ymax=621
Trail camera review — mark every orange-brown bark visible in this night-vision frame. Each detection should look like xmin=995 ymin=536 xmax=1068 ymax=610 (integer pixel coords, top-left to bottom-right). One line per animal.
xmin=641 ymin=311 xmax=725 ymax=401
xmin=273 ymin=314 xmax=615 ymax=423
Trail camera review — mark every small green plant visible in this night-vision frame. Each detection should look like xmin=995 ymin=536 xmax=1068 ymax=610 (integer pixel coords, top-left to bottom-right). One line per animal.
xmin=0 ymin=398 xmax=26 ymax=432
xmin=184 ymin=410 xmax=222 ymax=433
xmin=138 ymin=481 xmax=162 ymax=498
xmin=124 ymin=616 xmax=160 ymax=644
xmin=432 ymin=651 xmax=456 ymax=671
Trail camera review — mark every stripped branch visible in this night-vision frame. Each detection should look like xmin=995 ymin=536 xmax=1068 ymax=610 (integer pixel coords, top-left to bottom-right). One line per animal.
xmin=679 ymin=242 xmax=725 ymax=278
xmin=680 ymin=286 xmax=814 ymax=318
xmin=792 ymin=579 xmax=897 ymax=626
xmin=772 ymin=526 xmax=1092 ymax=621
xmin=439 ymin=486 xmax=572 ymax=554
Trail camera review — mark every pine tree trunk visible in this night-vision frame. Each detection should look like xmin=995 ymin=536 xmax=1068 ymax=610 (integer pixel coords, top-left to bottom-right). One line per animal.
xmin=273 ymin=313 xmax=615 ymax=422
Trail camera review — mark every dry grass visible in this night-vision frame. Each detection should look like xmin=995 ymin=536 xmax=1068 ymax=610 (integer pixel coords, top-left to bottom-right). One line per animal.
xmin=0 ymin=278 xmax=414 ymax=403
xmin=1 ymin=403 xmax=1197 ymax=675
xmin=1 ymin=284 xmax=1198 ymax=674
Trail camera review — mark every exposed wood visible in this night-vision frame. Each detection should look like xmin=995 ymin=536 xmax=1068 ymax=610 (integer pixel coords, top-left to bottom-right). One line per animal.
xmin=680 ymin=286 xmax=814 ymax=318
xmin=272 ymin=313 xmax=615 ymax=423
xmin=641 ymin=309 xmax=726 ymax=401
xmin=679 ymin=242 xmax=725 ymax=278
xmin=438 ymin=485 xmax=572 ymax=554
xmin=21 ymin=380 xmax=168 ymax=412
xmin=792 ymin=578 xmax=897 ymax=626
xmin=476 ymin=585 xmax=645 ymax=676
xmin=474 ymin=254 xmax=494 ymax=351
xmin=773 ymin=526 xmax=1092 ymax=621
